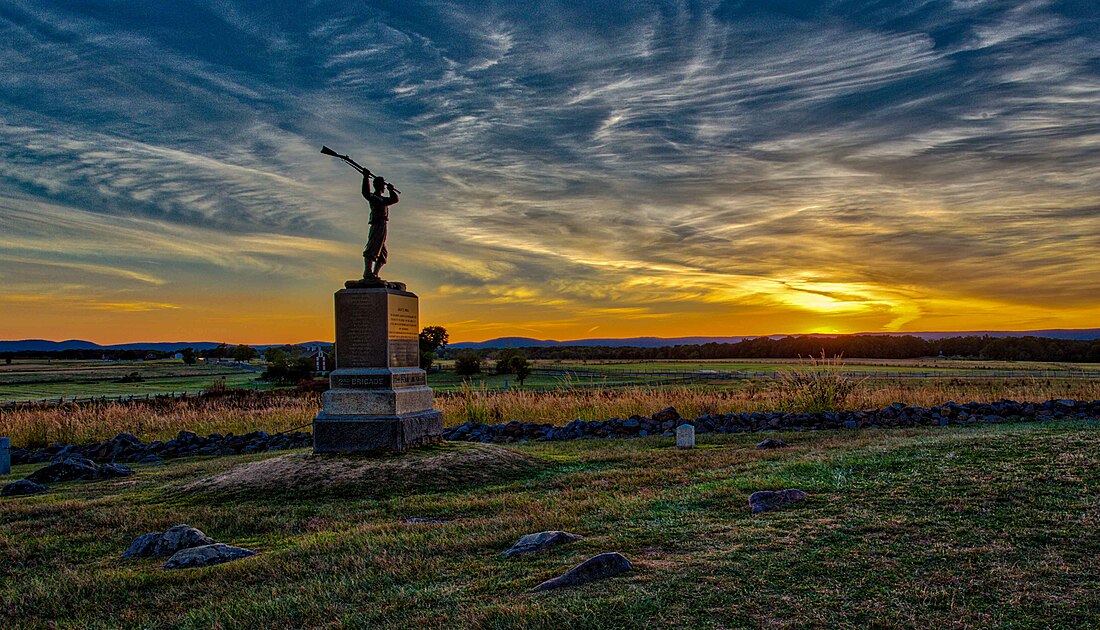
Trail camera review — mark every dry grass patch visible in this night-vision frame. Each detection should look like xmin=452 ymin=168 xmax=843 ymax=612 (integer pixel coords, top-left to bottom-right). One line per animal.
xmin=5 ymin=377 xmax=1099 ymax=448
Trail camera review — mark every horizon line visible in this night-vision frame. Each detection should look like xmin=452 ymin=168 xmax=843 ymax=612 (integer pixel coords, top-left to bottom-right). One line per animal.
xmin=5 ymin=327 xmax=1099 ymax=348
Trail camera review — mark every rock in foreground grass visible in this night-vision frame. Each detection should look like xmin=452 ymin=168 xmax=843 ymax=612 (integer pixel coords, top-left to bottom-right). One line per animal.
xmin=123 ymin=525 xmax=215 ymax=559
xmin=1 ymin=479 xmax=49 ymax=496
xmin=502 ymin=531 xmax=583 ymax=558
xmin=749 ymin=489 xmax=809 ymax=513
xmin=165 ymin=543 xmax=256 ymax=570
xmin=534 ymin=552 xmax=633 ymax=591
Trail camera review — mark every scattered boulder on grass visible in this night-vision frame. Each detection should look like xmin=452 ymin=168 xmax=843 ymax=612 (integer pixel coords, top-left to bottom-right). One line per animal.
xmin=502 ymin=531 xmax=583 ymax=558
xmin=164 ymin=543 xmax=256 ymax=570
xmin=749 ymin=489 xmax=809 ymax=514
xmin=533 ymin=552 xmax=633 ymax=591
xmin=25 ymin=456 xmax=133 ymax=484
xmin=155 ymin=525 xmax=215 ymax=556
xmin=122 ymin=525 xmax=215 ymax=559
xmin=756 ymin=438 xmax=789 ymax=449
xmin=122 ymin=533 xmax=164 ymax=559
xmin=2 ymin=479 xmax=49 ymax=496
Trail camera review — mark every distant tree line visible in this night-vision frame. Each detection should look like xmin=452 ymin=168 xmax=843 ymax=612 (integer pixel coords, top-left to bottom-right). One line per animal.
xmin=6 ymin=334 xmax=1097 ymax=367
xmin=0 ymin=349 xmax=171 ymax=361
xmin=437 ymin=335 xmax=1100 ymax=363
xmin=2 ymin=343 xmax=300 ymax=365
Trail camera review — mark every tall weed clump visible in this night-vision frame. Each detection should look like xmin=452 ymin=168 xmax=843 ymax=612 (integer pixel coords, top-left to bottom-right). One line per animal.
xmin=773 ymin=353 xmax=866 ymax=413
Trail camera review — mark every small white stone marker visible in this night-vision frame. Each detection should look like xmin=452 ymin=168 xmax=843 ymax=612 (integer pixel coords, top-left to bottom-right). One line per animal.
xmin=676 ymin=424 xmax=695 ymax=449
xmin=0 ymin=437 xmax=10 ymax=475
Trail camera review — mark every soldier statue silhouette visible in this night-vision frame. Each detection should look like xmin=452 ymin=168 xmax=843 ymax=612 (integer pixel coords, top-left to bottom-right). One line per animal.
xmin=320 ymin=146 xmax=406 ymax=289
xmin=362 ymin=174 xmax=399 ymax=279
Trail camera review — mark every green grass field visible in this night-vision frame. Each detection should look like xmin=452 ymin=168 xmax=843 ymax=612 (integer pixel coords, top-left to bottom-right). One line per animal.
xmin=4 ymin=358 xmax=1097 ymax=400
xmin=2 ymin=420 xmax=1097 ymax=628
xmin=428 ymin=357 xmax=1100 ymax=392
xmin=0 ymin=359 xmax=266 ymax=402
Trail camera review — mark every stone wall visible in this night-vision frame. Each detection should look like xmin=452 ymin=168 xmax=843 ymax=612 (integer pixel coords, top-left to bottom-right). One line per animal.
xmin=9 ymin=399 xmax=1097 ymax=464
xmin=442 ymin=398 xmax=1099 ymax=443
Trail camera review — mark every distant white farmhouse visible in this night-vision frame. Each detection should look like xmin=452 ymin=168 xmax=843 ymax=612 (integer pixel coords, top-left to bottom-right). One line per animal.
xmin=305 ymin=345 xmax=329 ymax=374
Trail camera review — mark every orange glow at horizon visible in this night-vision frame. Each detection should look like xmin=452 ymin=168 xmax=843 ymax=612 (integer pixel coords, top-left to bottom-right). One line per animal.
xmin=2 ymin=2 xmax=1099 ymax=347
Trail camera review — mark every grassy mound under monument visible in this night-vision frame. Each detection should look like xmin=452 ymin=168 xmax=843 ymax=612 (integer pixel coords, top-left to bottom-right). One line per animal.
xmin=180 ymin=442 xmax=543 ymax=499
xmin=2 ymin=420 xmax=1098 ymax=627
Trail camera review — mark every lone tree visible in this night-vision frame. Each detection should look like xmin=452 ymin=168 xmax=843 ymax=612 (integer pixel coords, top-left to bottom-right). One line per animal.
xmin=495 ymin=350 xmax=531 ymax=386
xmin=418 ymin=325 xmax=449 ymax=371
xmin=492 ymin=349 xmax=532 ymax=385
xmin=232 ymin=344 xmax=258 ymax=362
xmin=512 ymin=354 xmax=531 ymax=386
xmin=454 ymin=351 xmax=482 ymax=376
xmin=180 ymin=347 xmax=197 ymax=365
xmin=493 ymin=348 xmax=524 ymax=375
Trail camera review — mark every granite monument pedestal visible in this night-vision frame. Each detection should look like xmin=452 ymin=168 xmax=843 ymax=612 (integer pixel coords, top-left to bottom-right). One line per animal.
xmin=313 ymin=286 xmax=443 ymax=453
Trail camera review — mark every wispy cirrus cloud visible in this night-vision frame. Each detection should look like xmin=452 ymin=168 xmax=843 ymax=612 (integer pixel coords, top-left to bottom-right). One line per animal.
xmin=1 ymin=0 xmax=1098 ymax=342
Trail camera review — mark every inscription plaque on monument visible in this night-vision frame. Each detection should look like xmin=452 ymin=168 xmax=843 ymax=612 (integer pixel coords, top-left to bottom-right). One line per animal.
xmin=335 ymin=289 xmax=420 ymax=369
xmin=315 ymin=286 xmax=443 ymax=453
xmin=387 ymin=295 xmax=419 ymax=367
xmin=330 ymin=371 xmax=427 ymax=389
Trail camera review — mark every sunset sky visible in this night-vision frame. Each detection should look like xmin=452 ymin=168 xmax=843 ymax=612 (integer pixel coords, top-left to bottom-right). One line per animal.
xmin=1 ymin=1 xmax=1098 ymax=344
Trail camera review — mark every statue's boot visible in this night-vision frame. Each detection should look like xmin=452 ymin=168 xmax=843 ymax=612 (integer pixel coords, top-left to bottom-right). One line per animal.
xmin=363 ymin=257 xmax=378 ymax=279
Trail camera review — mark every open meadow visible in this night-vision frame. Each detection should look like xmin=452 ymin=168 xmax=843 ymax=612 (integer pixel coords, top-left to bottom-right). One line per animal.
xmin=429 ymin=357 xmax=1100 ymax=391
xmin=0 ymin=359 xmax=265 ymax=403
xmin=2 ymin=419 xmax=1097 ymax=627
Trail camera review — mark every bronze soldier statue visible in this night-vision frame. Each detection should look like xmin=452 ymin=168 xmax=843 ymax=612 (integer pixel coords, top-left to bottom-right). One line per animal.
xmin=361 ymin=174 xmax=399 ymax=279
xmin=320 ymin=146 xmax=407 ymax=289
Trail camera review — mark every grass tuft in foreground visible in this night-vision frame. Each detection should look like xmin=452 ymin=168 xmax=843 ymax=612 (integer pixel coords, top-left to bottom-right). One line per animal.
xmin=773 ymin=353 xmax=866 ymax=412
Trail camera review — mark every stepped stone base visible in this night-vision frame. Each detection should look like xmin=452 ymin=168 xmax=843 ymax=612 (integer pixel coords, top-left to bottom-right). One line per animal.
xmin=313 ymin=285 xmax=442 ymax=453
xmin=322 ymin=386 xmax=434 ymax=416
xmin=313 ymin=410 xmax=444 ymax=453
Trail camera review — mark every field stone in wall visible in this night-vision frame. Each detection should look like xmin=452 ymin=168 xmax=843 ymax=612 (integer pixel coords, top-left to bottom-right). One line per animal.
xmin=165 ymin=543 xmax=256 ymax=570
xmin=25 ymin=456 xmax=99 ymax=483
xmin=25 ymin=456 xmax=134 ymax=484
xmin=501 ymin=531 xmax=583 ymax=558
xmin=652 ymin=407 xmax=681 ymax=423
